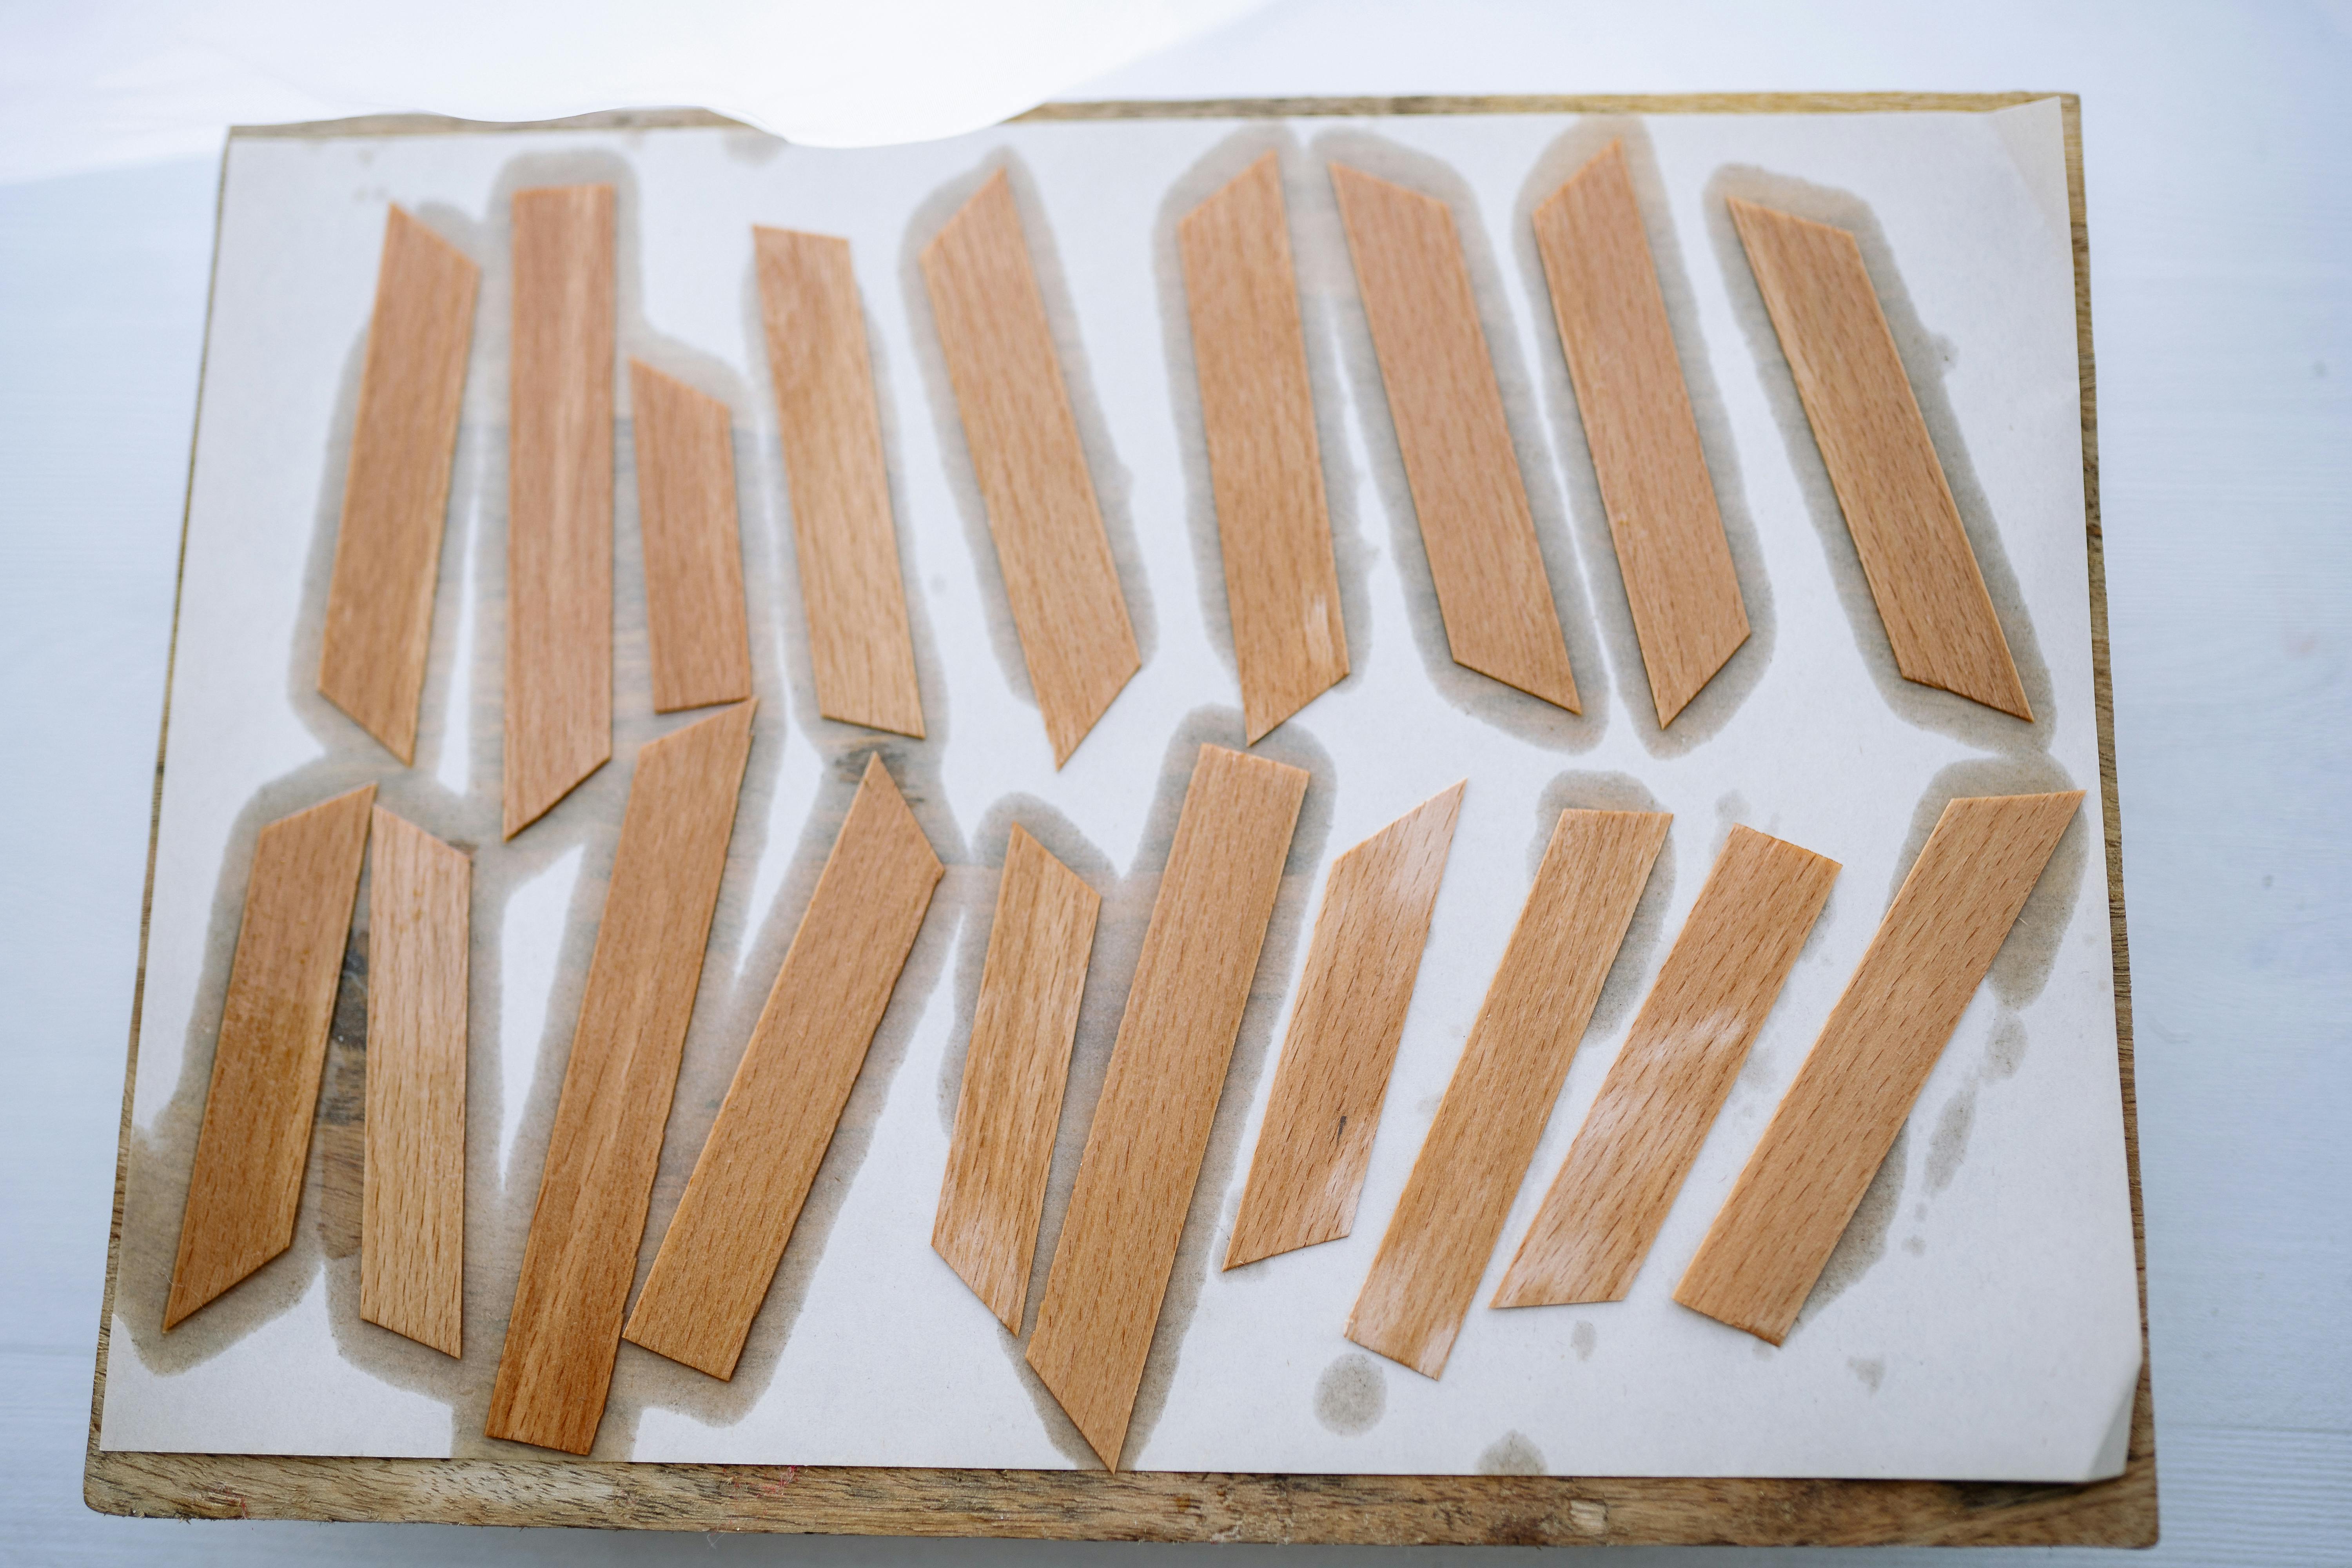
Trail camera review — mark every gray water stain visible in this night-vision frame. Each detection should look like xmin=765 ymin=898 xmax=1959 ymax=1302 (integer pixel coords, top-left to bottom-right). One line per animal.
xmin=1795 ymin=1124 xmax=1909 ymax=1330
xmin=1313 ymin=1352 xmax=1387 ymax=1435
xmin=1571 ymin=1320 xmax=1597 ymax=1361
xmin=1530 ymin=771 xmax=1675 ymax=1035
xmin=1925 ymin=1087 xmax=1977 ymax=1194
xmin=1476 ymin=1430 xmax=1548 ymax=1475
xmin=1848 ymin=1356 xmax=1886 ymax=1393
xmin=1986 ymin=1012 xmax=2029 ymax=1079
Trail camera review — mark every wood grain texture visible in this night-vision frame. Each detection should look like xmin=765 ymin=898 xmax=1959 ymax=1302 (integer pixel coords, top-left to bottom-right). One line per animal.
xmin=484 ymin=702 xmax=754 ymax=1453
xmin=920 ymin=171 xmax=1139 ymax=764
xmin=1026 ymin=744 xmax=1309 ymax=1467
xmin=164 ymin=784 xmax=374 ymax=1329
xmin=1675 ymin=791 xmax=2083 ymax=1343
xmin=932 ymin=825 xmax=1101 ymax=1331
xmin=1178 ymin=153 xmax=1347 ymax=742
xmin=359 ymin=807 xmax=469 ymax=1356
xmin=1729 ymin=196 xmax=2031 ymax=719
xmin=316 ymin=207 xmax=479 ymax=762
xmin=1347 ymin=808 xmax=1667 ymax=1378
xmin=505 ymin=183 xmax=615 ymax=837
xmin=1225 ymin=782 xmax=1463 ymax=1269
xmin=756 ymin=227 xmax=925 ymax=737
xmin=1330 ymin=161 xmax=1579 ymax=713
xmin=629 ymin=360 xmax=751 ymax=714
xmin=1494 ymin=825 xmax=1837 ymax=1309
xmin=1534 ymin=143 xmax=1747 ymax=726
xmin=624 ymin=754 xmax=943 ymax=1379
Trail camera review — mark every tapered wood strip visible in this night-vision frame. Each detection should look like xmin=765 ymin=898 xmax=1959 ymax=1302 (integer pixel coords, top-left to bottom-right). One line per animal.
xmin=1675 ymin=791 xmax=2082 ymax=1343
xmin=1330 ymin=162 xmax=1579 ymax=713
xmin=360 ymin=807 xmax=470 ymax=1357
xmin=1026 ymin=745 xmax=1309 ymax=1467
xmin=1225 ymin=782 xmax=1464 ymax=1269
xmin=630 ymin=361 xmax=751 ymax=714
xmin=1179 ymin=153 xmax=1348 ymax=742
xmin=1728 ymin=198 xmax=2031 ymax=719
xmin=505 ymin=183 xmax=615 ymax=837
xmin=919 ymin=171 xmax=1140 ymax=764
xmin=1535 ymin=145 xmax=1748 ymax=726
xmin=165 ymin=784 xmax=375 ymax=1329
xmin=624 ymin=755 xmax=944 ymax=1378
xmin=317 ymin=208 xmax=479 ymax=763
xmin=755 ymin=227 xmax=925 ymax=737
xmin=1346 ymin=808 xmax=1667 ymax=1378
xmin=1494 ymin=825 xmax=1837 ymax=1309
xmin=485 ymin=702 xmax=754 ymax=1453
xmin=932 ymin=825 xmax=1102 ymax=1331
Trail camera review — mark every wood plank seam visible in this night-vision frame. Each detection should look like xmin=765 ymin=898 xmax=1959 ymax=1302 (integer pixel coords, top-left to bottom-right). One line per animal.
xmin=629 ymin=359 xmax=752 ymax=714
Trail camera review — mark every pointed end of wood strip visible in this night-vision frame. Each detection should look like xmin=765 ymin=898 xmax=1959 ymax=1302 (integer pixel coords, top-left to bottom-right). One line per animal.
xmin=816 ymin=696 xmax=927 ymax=740
xmin=1670 ymin=1281 xmax=1788 ymax=1347
xmin=1491 ymin=1253 xmax=1625 ymax=1311
xmin=317 ymin=678 xmax=420 ymax=766
xmin=1649 ymin=613 xmax=1753 ymax=730
xmin=931 ymin=1234 xmax=1024 ymax=1336
xmin=925 ymin=166 xmax=1015 ymax=266
xmin=1914 ymin=664 xmax=2035 ymax=722
xmin=362 ymin=1305 xmax=462 ymax=1360
xmin=1183 ymin=149 xmax=1282 ymax=236
xmin=1457 ymin=646 xmax=1581 ymax=715
xmin=386 ymin=202 xmax=479 ymax=285
xmin=1537 ymin=136 xmax=1631 ymax=223
xmin=854 ymin=748 xmax=945 ymax=878
xmin=1023 ymin=1340 xmax=1127 ymax=1472
xmin=1342 ymin=1316 xmax=1449 ymax=1382
xmin=1043 ymin=647 xmax=1140 ymax=769
xmin=501 ymin=746 xmax=610 ymax=840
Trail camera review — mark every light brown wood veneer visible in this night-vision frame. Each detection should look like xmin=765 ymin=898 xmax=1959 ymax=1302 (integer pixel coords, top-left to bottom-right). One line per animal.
xmin=629 ymin=360 xmax=751 ymax=714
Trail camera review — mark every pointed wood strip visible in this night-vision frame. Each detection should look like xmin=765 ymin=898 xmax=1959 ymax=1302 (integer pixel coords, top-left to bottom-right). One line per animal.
xmin=1225 ymin=782 xmax=1464 ymax=1269
xmin=755 ymin=227 xmax=926 ymax=737
xmin=1676 ymin=791 xmax=2082 ymax=1343
xmin=1534 ymin=144 xmax=1748 ymax=726
xmin=1494 ymin=824 xmax=1837 ymax=1309
xmin=624 ymin=755 xmax=944 ymax=1378
xmin=630 ymin=361 xmax=751 ymax=714
xmin=1728 ymin=198 xmax=2031 ymax=719
xmin=318 ymin=207 xmax=479 ymax=763
xmin=932 ymin=825 xmax=1102 ymax=1331
xmin=505 ymin=183 xmax=615 ymax=837
xmin=1330 ymin=162 xmax=1579 ymax=713
xmin=919 ymin=171 xmax=1140 ymax=764
xmin=1179 ymin=153 xmax=1348 ymax=742
xmin=360 ymin=807 xmax=470 ymax=1357
xmin=1026 ymin=745 xmax=1309 ymax=1467
xmin=485 ymin=702 xmax=754 ymax=1453
xmin=165 ymin=784 xmax=375 ymax=1328
xmin=1346 ymin=808 xmax=1667 ymax=1378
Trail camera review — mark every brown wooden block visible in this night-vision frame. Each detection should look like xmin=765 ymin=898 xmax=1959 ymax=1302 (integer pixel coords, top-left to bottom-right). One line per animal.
xmin=630 ymin=360 xmax=751 ymax=714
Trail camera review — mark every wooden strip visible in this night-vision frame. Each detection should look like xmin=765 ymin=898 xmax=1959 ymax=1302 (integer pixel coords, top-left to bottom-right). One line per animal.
xmin=484 ymin=702 xmax=755 ymax=1452
xmin=1728 ymin=198 xmax=2031 ymax=719
xmin=1346 ymin=808 xmax=1667 ymax=1377
xmin=1675 ymin=791 xmax=2082 ymax=1343
xmin=317 ymin=207 xmax=479 ymax=763
xmin=1178 ymin=153 xmax=1348 ymax=742
xmin=931 ymin=824 xmax=1102 ymax=1331
xmin=755 ymin=227 xmax=926 ymax=737
xmin=1534 ymin=144 xmax=1748 ymax=726
xmin=919 ymin=171 xmax=1141 ymax=765
xmin=359 ymin=807 xmax=470 ymax=1356
xmin=1329 ymin=162 xmax=1580 ymax=713
xmin=624 ymin=755 xmax=944 ymax=1378
xmin=505 ymin=183 xmax=615 ymax=838
xmin=1025 ymin=744 xmax=1309 ymax=1468
xmin=1493 ymin=825 xmax=1837 ymax=1309
xmin=165 ymin=784 xmax=375 ymax=1328
xmin=630 ymin=361 xmax=751 ymax=714
xmin=1225 ymin=782 xmax=1463 ymax=1269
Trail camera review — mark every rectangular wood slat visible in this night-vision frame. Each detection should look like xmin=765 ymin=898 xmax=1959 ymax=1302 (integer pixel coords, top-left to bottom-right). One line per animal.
xmin=1493 ymin=824 xmax=1837 ymax=1309
xmin=317 ymin=207 xmax=479 ymax=763
xmin=1346 ymin=808 xmax=1667 ymax=1378
xmin=624 ymin=754 xmax=944 ymax=1378
xmin=1025 ymin=744 xmax=1309 ymax=1468
xmin=1675 ymin=791 xmax=2082 ymax=1344
xmin=630 ymin=360 xmax=752 ymax=714
xmin=484 ymin=702 xmax=755 ymax=1453
xmin=165 ymin=784 xmax=375 ymax=1328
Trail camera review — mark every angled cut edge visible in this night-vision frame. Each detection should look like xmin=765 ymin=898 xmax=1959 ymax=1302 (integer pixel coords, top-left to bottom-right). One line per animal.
xmin=630 ymin=360 xmax=751 ymax=714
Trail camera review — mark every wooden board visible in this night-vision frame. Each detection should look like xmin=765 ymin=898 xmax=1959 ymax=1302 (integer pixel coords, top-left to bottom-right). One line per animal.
xmin=1675 ymin=791 xmax=2082 ymax=1344
xmin=484 ymin=702 xmax=754 ymax=1453
xmin=1178 ymin=152 xmax=1348 ymax=742
xmin=1225 ymin=782 xmax=1463 ymax=1269
xmin=359 ymin=807 xmax=470 ymax=1357
xmin=1330 ymin=161 xmax=1580 ymax=713
xmin=1729 ymin=196 xmax=2032 ymax=720
xmin=316 ymin=206 xmax=479 ymax=763
xmin=920 ymin=170 xmax=1140 ymax=764
xmin=1025 ymin=744 xmax=1308 ymax=1468
xmin=1493 ymin=824 xmax=1837 ymax=1308
xmin=164 ymin=783 xmax=374 ymax=1329
xmin=1533 ymin=143 xmax=1748 ymax=727
xmin=624 ymin=754 xmax=944 ymax=1379
xmin=755 ymin=226 xmax=926 ymax=737
xmin=933 ymin=824 xmax=1102 ymax=1331
xmin=628 ymin=359 xmax=751 ymax=714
